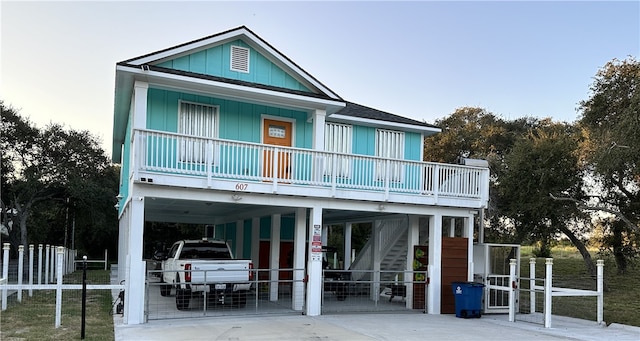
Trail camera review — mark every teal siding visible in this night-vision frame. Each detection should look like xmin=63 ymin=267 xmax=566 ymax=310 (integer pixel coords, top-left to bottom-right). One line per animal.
xmin=404 ymin=132 xmax=422 ymax=161
xmin=146 ymin=88 xmax=310 ymax=146
xmin=155 ymin=39 xmax=312 ymax=93
xmin=242 ymin=220 xmax=252 ymax=259
xmin=352 ymin=126 xmax=376 ymax=156
xmin=260 ymin=216 xmax=271 ymax=239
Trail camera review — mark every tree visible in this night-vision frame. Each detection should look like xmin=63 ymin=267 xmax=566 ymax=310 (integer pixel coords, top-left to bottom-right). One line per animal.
xmin=1 ymin=101 xmax=117 ymax=258
xmin=498 ymin=120 xmax=597 ymax=274
xmin=423 ymin=107 xmax=537 ymax=242
xmin=575 ymin=57 xmax=640 ymax=273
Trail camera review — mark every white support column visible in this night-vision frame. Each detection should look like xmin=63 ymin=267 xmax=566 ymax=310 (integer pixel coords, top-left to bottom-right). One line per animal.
xmin=544 ymin=258 xmax=553 ymax=328
xmin=465 ymin=215 xmax=474 ymax=281
xmin=132 ymin=81 xmax=148 ymax=130
xmin=449 ymin=217 xmax=455 ymax=238
xmin=311 ymin=109 xmax=326 ymax=182
xmin=38 ymin=244 xmax=43 ymax=285
xmin=125 ymin=195 xmax=146 ymax=324
xmin=406 ymin=215 xmax=419 ymax=309
xmin=311 ymin=109 xmax=326 ymax=150
xmin=427 ymin=214 xmax=442 ymax=314
xmin=251 ymin=217 xmax=260 ymax=268
xmin=292 ymin=208 xmax=306 ymax=311
xmin=371 ymin=220 xmax=381 ymax=301
xmin=305 ymin=206 xmax=323 ymax=316
xmin=344 ymin=223 xmax=352 ymax=269
xmin=236 ymin=219 xmax=244 ymax=259
xmin=269 ymin=214 xmax=281 ymax=302
xmin=17 ymin=245 xmax=24 ymax=302
xmin=118 ymin=208 xmax=129 ymax=282
xmin=28 ymin=245 xmax=34 ymax=296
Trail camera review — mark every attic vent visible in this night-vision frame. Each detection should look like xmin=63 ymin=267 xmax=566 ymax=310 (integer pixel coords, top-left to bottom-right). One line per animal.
xmin=230 ymin=45 xmax=249 ymax=73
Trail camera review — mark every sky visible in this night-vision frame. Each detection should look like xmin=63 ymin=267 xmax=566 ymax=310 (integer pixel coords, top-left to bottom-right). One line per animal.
xmin=1 ymin=1 xmax=639 ymax=157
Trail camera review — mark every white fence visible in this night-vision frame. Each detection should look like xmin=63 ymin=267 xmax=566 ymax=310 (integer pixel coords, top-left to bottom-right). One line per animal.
xmin=0 ymin=242 xmax=124 ymax=328
xmin=499 ymin=258 xmax=604 ymax=328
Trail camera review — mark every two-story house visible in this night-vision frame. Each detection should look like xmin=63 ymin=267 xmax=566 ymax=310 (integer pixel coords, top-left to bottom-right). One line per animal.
xmin=112 ymin=26 xmax=490 ymax=324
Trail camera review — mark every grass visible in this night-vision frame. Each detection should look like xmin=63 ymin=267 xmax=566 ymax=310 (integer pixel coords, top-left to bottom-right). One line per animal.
xmin=519 ymin=246 xmax=640 ymax=327
xmin=0 ymin=270 xmax=115 ymax=341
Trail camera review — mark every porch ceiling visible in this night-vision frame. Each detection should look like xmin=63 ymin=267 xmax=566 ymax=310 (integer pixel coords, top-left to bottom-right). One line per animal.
xmin=143 ymin=197 xmax=392 ymax=226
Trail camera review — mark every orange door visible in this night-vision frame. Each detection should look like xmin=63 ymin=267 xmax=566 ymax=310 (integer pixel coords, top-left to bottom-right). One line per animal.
xmin=263 ymin=119 xmax=292 ymax=180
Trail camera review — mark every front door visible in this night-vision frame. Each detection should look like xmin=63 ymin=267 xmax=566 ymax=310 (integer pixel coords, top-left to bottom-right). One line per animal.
xmin=263 ymin=118 xmax=293 ymax=180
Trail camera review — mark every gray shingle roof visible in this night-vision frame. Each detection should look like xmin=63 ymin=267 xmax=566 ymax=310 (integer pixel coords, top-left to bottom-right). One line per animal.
xmin=335 ymin=102 xmax=439 ymax=129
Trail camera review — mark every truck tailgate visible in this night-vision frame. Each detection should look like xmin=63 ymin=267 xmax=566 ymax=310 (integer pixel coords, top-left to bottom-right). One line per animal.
xmin=188 ymin=260 xmax=251 ymax=283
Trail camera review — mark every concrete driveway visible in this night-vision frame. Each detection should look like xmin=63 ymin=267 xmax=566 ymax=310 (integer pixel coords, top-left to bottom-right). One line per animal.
xmin=114 ymin=312 xmax=640 ymax=341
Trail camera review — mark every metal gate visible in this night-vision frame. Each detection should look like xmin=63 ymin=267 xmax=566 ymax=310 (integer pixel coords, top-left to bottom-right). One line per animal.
xmin=146 ymin=268 xmax=304 ymax=320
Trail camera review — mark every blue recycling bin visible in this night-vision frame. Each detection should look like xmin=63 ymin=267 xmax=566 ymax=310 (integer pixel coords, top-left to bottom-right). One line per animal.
xmin=451 ymin=282 xmax=484 ymax=318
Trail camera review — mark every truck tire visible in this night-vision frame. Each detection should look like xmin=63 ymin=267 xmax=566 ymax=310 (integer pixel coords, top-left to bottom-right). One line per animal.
xmin=232 ymin=291 xmax=247 ymax=308
xmin=160 ymin=283 xmax=171 ymax=297
xmin=176 ymin=289 xmax=190 ymax=310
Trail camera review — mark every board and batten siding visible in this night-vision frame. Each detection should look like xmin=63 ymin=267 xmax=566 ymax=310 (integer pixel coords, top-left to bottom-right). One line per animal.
xmin=155 ymin=39 xmax=312 ymax=93
xmin=146 ymin=88 xmax=312 ymax=147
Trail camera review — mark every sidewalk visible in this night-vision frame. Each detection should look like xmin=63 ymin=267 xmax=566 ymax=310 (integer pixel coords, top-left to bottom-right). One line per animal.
xmin=114 ymin=312 xmax=640 ymax=341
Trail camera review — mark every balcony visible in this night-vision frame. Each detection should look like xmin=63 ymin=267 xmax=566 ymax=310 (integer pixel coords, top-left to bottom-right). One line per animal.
xmin=132 ymin=129 xmax=489 ymax=208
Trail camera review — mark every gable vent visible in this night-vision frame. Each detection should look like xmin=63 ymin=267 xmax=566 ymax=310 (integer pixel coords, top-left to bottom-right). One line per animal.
xmin=230 ymin=45 xmax=249 ymax=73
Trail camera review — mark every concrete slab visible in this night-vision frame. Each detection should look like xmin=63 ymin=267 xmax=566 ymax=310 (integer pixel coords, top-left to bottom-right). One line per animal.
xmin=114 ymin=313 xmax=640 ymax=341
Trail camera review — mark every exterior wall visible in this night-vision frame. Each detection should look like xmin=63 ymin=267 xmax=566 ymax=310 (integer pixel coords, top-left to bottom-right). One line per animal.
xmin=156 ymin=39 xmax=312 ymax=93
xmin=146 ymin=88 xmax=312 ymax=146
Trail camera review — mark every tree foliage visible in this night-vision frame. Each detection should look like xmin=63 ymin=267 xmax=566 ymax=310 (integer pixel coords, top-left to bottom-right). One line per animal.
xmin=1 ymin=101 xmax=118 ymax=258
xmin=577 ymin=57 xmax=640 ymax=273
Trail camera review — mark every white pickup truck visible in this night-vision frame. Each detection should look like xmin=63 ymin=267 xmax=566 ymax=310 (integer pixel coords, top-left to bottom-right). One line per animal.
xmin=159 ymin=239 xmax=253 ymax=310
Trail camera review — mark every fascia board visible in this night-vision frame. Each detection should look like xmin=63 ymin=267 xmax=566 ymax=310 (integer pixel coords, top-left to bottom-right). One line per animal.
xmin=116 ymin=65 xmax=346 ymax=113
xmin=329 ymin=113 xmax=442 ymax=135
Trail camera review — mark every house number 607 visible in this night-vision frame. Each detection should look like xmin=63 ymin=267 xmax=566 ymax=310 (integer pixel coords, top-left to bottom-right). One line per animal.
xmin=235 ymin=183 xmax=248 ymax=191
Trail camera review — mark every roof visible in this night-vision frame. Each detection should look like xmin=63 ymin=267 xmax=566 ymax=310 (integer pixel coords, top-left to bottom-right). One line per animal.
xmin=118 ymin=25 xmax=342 ymax=101
xmin=331 ymin=102 xmax=441 ymax=135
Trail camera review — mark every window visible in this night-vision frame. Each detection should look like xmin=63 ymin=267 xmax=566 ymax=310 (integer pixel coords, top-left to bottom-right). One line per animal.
xmin=179 ymin=101 xmax=218 ymax=163
xmin=324 ymin=122 xmax=352 ymax=177
xmin=230 ymin=45 xmax=250 ymax=73
xmin=375 ymin=129 xmax=404 ymax=181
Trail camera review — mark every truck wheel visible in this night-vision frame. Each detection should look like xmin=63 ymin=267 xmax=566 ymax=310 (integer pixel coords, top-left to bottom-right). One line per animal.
xmin=160 ymin=284 xmax=171 ymax=297
xmin=176 ymin=289 xmax=190 ymax=310
xmin=233 ymin=291 xmax=247 ymax=308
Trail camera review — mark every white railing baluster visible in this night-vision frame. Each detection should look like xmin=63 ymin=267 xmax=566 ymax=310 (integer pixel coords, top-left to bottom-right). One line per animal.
xmin=135 ymin=129 xmax=488 ymax=201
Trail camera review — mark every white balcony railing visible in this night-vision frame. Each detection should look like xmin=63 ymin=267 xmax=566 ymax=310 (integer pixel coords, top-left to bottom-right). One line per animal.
xmin=134 ymin=129 xmax=489 ymax=202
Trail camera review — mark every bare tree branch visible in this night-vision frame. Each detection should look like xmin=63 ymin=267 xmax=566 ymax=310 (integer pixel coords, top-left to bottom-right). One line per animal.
xmin=549 ymin=193 xmax=638 ymax=232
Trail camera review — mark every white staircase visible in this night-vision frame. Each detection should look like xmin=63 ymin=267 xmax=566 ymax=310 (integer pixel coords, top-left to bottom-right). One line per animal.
xmin=349 ymin=217 xmax=409 ymax=283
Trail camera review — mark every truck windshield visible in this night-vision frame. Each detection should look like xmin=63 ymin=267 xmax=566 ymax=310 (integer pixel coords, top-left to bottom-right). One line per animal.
xmin=181 ymin=243 xmax=232 ymax=260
